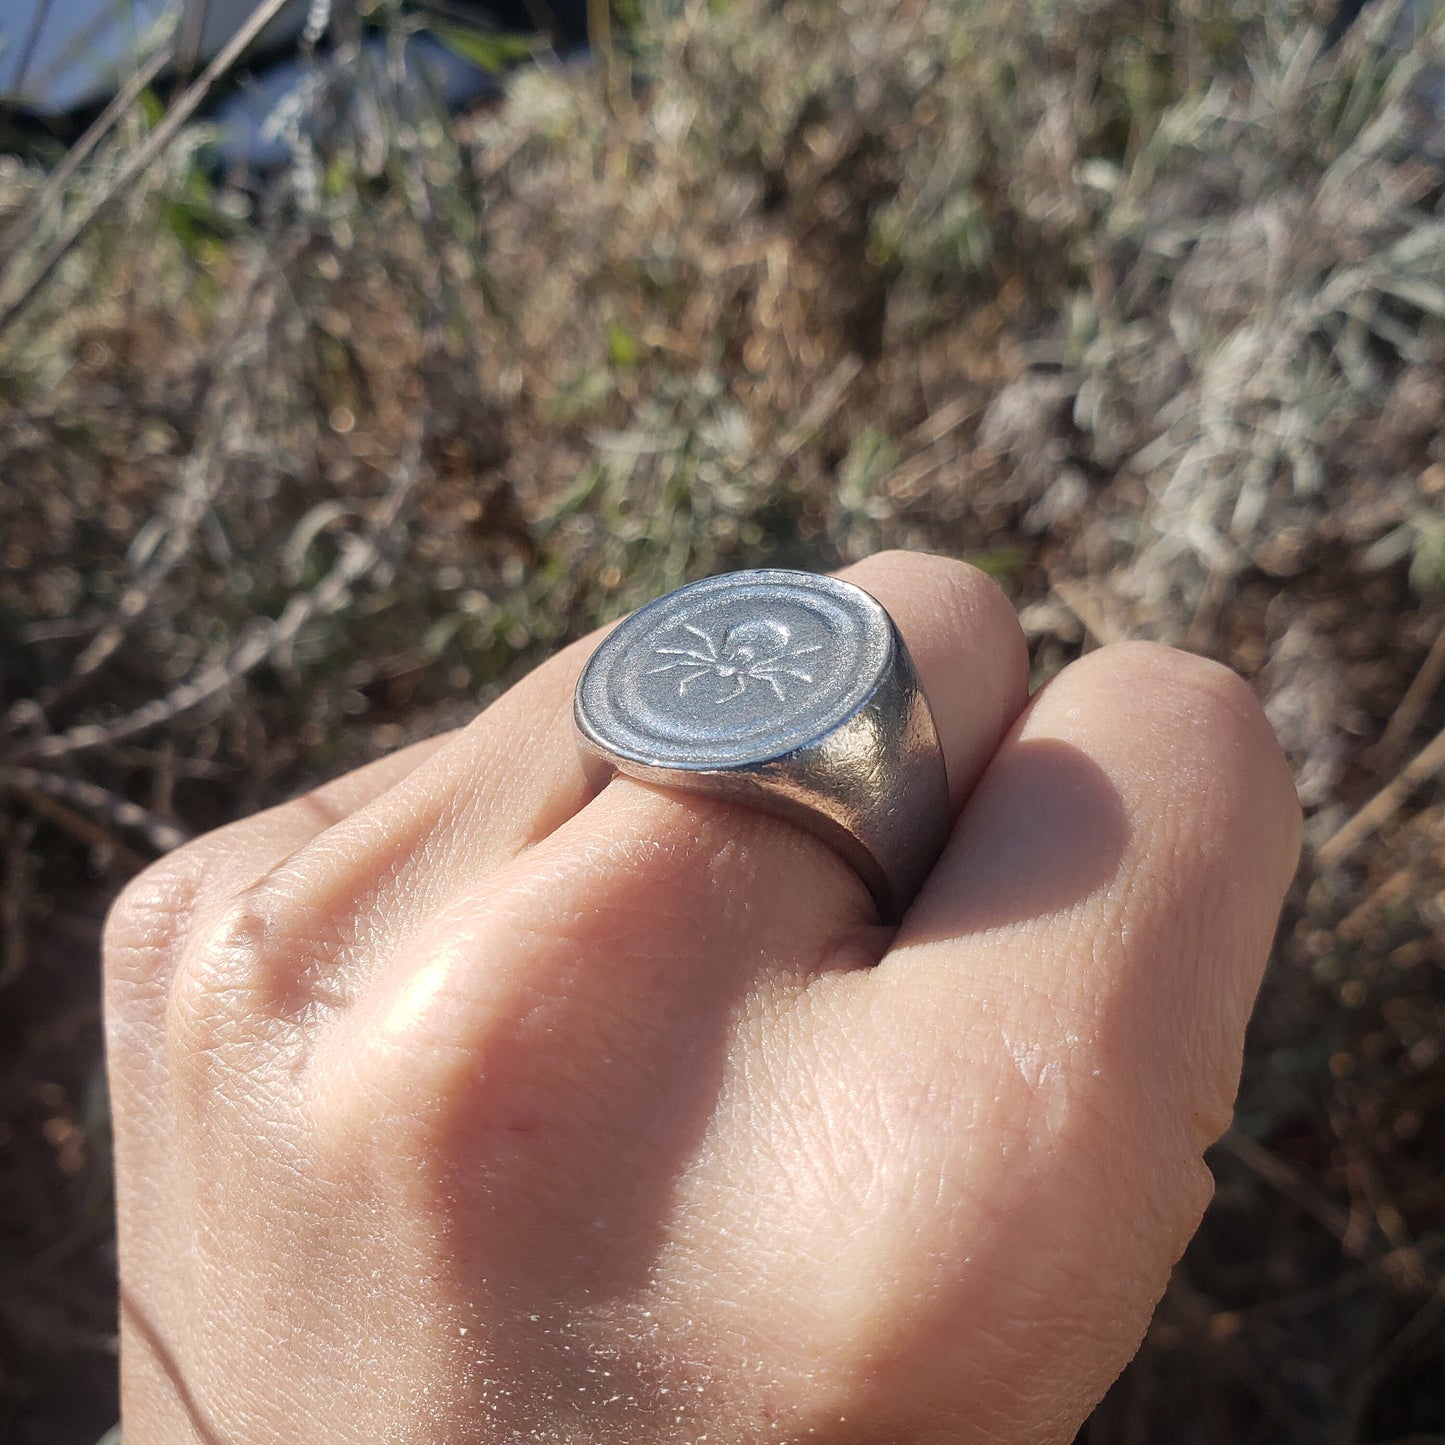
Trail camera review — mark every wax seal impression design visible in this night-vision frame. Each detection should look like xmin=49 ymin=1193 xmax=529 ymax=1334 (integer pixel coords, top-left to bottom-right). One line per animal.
xmin=573 ymin=568 xmax=950 ymax=920
xmin=575 ymin=570 xmax=894 ymax=770
xmin=645 ymin=617 xmax=821 ymax=705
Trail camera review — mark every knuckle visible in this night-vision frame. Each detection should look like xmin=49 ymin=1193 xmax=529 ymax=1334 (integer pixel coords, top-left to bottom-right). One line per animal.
xmin=1162 ymin=646 xmax=1273 ymax=743
xmin=866 ymin=547 xmax=1019 ymax=622
xmin=1094 ymin=641 xmax=1266 ymax=741
xmin=930 ymin=553 xmax=1028 ymax=655
xmin=164 ymin=886 xmax=285 ymax=1091
xmin=103 ymin=845 xmax=210 ymax=987
xmin=1091 ymin=641 xmax=1302 ymax=838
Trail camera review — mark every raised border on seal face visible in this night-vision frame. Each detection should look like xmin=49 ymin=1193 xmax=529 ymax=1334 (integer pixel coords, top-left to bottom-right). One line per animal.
xmin=575 ymin=570 xmax=894 ymax=770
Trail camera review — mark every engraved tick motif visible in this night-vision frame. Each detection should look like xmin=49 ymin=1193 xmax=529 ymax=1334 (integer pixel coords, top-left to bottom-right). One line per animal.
xmin=646 ymin=617 xmax=823 ymax=704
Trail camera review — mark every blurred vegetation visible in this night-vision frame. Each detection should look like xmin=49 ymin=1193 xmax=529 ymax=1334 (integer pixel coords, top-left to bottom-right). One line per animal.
xmin=1 ymin=0 xmax=1443 ymax=1440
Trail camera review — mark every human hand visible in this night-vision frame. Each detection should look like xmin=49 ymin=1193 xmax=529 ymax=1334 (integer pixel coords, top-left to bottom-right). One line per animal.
xmin=104 ymin=551 xmax=1300 ymax=1444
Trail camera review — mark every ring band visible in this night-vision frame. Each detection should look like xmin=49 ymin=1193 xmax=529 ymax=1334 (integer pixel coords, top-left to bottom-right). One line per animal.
xmin=573 ymin=569 xmax=950 ymax=920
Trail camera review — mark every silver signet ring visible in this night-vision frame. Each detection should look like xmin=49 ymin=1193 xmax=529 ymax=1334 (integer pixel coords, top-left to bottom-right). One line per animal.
xmin=573 ymin=569 xmax=950 ymax=921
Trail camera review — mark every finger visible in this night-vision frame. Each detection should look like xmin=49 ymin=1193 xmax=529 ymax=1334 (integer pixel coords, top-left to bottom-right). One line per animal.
xmin=310 ymin=553 xmax=1030 ymax=1263
xmin=200 ymin=730 xmax=456 ymax=887
xmin=804 ymin=642 xmax=1301 ymax=1438
xmin=104 ymin=729 xmax=455 ymax=1012
xmin=207 ymin=552 xmax=1026 ymax=1020
xmin=102 ymin=726 xmax=458 ymax=1363
xmin=845 ymin=550 xmax=1031 ymax=814
xmin=388 ymin=547 xmax=1028 ymax=978
xmin=102 ymin=725 xmax=465 ymax=1279
xmin=301 ymin=548 xmax=1026 ymax=907
xmin=199 ymin=628 xmax=601 ymax=969
xmin=104 ymin=610 xmax=614 ymax=1024
xmin=391 ymin=547 xmax=1028 ymax=899
xmin=895 ymin=640 xmax=1300 ymax=1148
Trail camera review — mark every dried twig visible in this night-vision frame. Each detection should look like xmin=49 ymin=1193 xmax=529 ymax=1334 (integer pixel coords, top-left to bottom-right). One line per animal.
xmin=0 ymin=0 xmax=296 ymax=337
xmin=1337 ymin=860 xmax=1418 ymax=939
xmin=176 ymin=0 xmax=217 ymax=78
xmin=0 ymin=41 xmax=175 ymax=274
xmin=774 ymin=356 xmax=863 ymax=461
xmin=6 ymin=433 xmax=422 ymax=767
xmin=0 ymin=766 xmax=185 ymax=856
xmin=1051 ymin=577 xmax=1133 ymax=647
xmin=3 ymin=0 xmax=54 ymax=106
xmin=1374 ymin=622 xmax=1445 ymax=765
xmin=1218 ymin=1128 xmax=1369 ymax=1258
xmin=67 ymin=264 xmax=273 ymax=684
xmin=1 ymin=260 xmax=276 ymax=737
xmin=1317 ymin=723 xmax=1445 ymax=870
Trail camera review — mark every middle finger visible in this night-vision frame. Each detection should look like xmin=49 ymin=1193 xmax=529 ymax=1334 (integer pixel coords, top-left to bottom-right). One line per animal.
xmin=207 ymin=551 xmax=1027 ymax=1019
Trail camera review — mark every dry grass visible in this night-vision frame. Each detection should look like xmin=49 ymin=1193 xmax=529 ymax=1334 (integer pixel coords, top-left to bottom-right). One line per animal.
xmin=1 ymin=1 xmax=1442 ymax=1440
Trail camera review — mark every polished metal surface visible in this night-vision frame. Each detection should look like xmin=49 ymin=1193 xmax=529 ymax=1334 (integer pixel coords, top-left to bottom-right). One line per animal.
xmin=574 ymin=569 xmax=950 ymax=920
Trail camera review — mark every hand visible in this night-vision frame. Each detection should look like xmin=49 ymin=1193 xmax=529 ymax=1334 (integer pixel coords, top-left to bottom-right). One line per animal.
xmin=104 ymin=551 xmax=1300 ymax=1444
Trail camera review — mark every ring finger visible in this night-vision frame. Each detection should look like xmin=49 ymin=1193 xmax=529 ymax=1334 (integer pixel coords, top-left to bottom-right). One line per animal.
xmin=303 ymin=550 xmax=1030 ymax=1319
xmin=216 ymin=552 xmax=1027 ymax=1019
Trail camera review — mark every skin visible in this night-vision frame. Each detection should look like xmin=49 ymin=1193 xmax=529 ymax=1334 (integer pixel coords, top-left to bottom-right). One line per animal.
xmin=103 ymin=550 xmax=1302 ymax=1444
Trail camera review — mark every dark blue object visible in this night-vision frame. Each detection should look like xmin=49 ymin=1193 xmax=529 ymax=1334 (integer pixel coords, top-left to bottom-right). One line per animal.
xmin=1 ymin=1 xmax=589 ymax=168
xmin=209 ymin=31 xmax=509 ymax=172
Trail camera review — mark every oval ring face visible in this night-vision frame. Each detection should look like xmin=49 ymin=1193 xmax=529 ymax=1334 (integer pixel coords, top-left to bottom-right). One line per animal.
xmin=576 ymin=570 xmax=893 ymax=769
